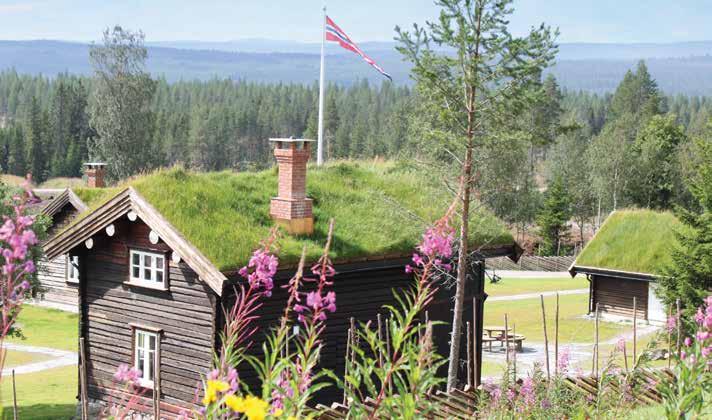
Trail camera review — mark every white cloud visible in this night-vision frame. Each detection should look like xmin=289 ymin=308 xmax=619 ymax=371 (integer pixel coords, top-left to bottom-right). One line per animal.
xmin=0 ymin=3 xmax=33 ymax=14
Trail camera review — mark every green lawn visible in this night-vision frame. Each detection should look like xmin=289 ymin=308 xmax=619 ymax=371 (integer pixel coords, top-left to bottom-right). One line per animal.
xmin=485 ymin=276 xmax=587 ymax=297
xmin=0 ymin=365 xmax=77 ymax=419
xmin=8 ymin=306 xmax=78 ymax=352
xmin=2 ymin=350 xmax=52 ymax=369
xmin=484 ymin=294 xmax=628 ymax=344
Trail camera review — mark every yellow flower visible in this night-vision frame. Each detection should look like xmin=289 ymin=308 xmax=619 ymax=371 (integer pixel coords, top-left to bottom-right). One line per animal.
xmin=273 ymin=409 xmax=284 ymax=417
xmin=225 ymin=394 xmax=246 ymax=412
xmin=287 ymin=417 xmax=298 ymax=420
xmin=243 ymin=395 xmax=269 ymax=420
xmin=202 ymin=380 xmax=231 ymax=406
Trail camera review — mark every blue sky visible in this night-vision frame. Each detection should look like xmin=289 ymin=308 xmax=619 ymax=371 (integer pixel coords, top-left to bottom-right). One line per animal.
xmin=0 ymin=0 xmax=710 ymax=44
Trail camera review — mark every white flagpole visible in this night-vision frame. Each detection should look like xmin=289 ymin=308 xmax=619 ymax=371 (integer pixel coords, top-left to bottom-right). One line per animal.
xmin=317 ymin=4 xmax=326 ymax=166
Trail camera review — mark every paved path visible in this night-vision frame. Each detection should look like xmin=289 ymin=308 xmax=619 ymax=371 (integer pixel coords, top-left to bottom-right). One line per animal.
xmin=487 ymin=270 xmax=577 ymax=279
xmin=2 ymin=343 xmax=77 ymax=375
xmin=488 ymin=288 xmax=588 ymax=302
xmin=482 ymin=322 xmax=661 ymax=378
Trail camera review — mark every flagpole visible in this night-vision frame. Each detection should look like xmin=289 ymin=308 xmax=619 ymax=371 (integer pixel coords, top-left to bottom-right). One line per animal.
xmin=317 ymin=4 xmax=326 ymax=166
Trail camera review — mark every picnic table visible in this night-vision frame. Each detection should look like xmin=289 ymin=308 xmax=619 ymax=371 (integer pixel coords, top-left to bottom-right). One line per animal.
xmin=482 ymin=326 xmax=525 ymax=352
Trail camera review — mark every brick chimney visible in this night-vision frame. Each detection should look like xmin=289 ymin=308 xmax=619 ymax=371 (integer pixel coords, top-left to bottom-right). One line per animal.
xmin=83 ymin=162 xmax=107 ymax=188
xmin=269 ymin=138 xmax=314 ymax=235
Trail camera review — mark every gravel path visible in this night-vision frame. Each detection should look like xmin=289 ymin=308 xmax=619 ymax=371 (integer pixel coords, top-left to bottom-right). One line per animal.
xmin=2 ymin=343 xmax=77 ymax=375
xmin=486 ymin=270 xmax=576 ymax=278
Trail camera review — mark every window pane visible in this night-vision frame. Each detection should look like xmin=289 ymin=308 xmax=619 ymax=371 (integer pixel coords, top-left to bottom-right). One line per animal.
xmin=149 ymin=335 xmax=156 ymax=350
xmin=132 ymin=253 xmax=139 ymax=265
xmin=144 ymin=255 xmax=152 ymax=267
xmin=137 ymin=332 xmax=144 ymax=348
xmin=144 ymin=269 xmax=151 ymax=280
xmin=155 ymin=257 xmax=164 ymax=269
xmin=156 ymin=271 xmax=163 ymax=284
xmin=133 ymin=267 xmax=140 ymax=278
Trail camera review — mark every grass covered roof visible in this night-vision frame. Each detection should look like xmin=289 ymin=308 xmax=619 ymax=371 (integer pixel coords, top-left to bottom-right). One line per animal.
xmin=574 ymin=209 xmax=681 ymax=276
xmin=68 ymin=161 xmax=513 ymax=272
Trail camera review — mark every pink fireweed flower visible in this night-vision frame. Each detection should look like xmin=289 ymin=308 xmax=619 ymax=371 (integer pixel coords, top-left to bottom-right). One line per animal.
xmin=520 ymin=377 xmax=536 ymax=406
xmin=616 ymin=338 xmax=626 ymax=352
xmin=557 ymin=347 xmax=571 ymax=374
xmin=114 ymin=364 xmax=141 ymax=383
xmin=684 ymin=337 xmax=692 ymax=347
xmin=238 ymin=249 xmax=279 ymax=296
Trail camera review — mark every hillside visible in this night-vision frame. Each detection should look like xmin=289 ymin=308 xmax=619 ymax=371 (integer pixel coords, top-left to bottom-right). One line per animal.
xmin=3 ymin=40 xmax=712 ymax=94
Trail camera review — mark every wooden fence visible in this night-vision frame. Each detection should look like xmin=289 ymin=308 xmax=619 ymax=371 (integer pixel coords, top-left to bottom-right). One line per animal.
xmin=315 ymin=368 xmax=673 ymax=419
xmin=486 ymin=255 xmax=575 ymax=272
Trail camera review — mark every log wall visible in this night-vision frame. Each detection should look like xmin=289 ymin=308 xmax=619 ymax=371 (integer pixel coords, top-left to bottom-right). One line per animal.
xmin=592 ymin=275 xmax=648 ymax=320
xmin=80 ymin=218 xmax=218 ymax=417
xmin=37 ymin=204 xmax=80 ymax=307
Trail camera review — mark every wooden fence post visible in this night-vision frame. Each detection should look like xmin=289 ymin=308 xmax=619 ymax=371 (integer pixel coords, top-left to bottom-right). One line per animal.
xmin=504 ymin=314 xmax=510 ymax=366
xmin=466 ymin=321 xmax=472 ymax=389
xmin=377 ymin=313 xmax=383 ymax=369
xmin=154 ymin=335 xmax=162 ymax=419
xmin=676 ymin=299 xmax=681 ymax=358
xmin=633 ymin=296 xmax=637 ymax=366
xmin=594 ymin=303 xmax=600 ymax=378
xmin=512 ymin=323 xmax=517 ymax=380
xmin=79 ymin=337 xmax=89 ymax=420
xmin=343 ymin=327 xmax=351 ymax=405
xmin=12 ymin=369 xmax=18 ymax=420
xmin=540 ymin=294 xmax=550 ymax=381
xmin=555 ymin=292 xmax=560 ymax=377
xmin=667 ymin=306 xmax=672 ymax=368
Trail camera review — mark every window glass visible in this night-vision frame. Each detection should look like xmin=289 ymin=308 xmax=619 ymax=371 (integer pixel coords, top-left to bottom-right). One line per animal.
xmin=129 ymin=250 xmax=167 ymax=288
xmin=134 ymin=329 xmax=158 ymax=387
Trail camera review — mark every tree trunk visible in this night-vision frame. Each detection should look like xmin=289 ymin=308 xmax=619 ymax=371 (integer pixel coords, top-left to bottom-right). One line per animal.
xmin=447 ymin=144 xmax=473 ymax=390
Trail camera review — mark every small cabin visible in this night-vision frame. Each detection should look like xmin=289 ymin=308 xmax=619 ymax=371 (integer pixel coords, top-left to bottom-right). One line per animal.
xmin=569 ymin=209 xmax=679 ymax=324
xmin=32 ymin=164 xmax=106 ymax=310
xmin=44 ymin=143 xmax=519 ymax=416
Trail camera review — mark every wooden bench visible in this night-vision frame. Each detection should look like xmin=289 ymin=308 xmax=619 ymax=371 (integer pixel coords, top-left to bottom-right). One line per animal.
xmin=483 ymin=334 xmax=526 ymax=352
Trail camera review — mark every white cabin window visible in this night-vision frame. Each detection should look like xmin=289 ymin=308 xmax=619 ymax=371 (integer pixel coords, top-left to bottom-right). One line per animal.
xmin=134 ymin=329 xmax=157 ymax=387
xmin=66 ymin=255 xmax=79 ymax=283
xmin=129 ymin=250 xmax=167 ymax=289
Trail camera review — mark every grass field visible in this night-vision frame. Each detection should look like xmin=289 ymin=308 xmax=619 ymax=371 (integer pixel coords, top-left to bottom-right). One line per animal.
xmin=8 ymin=306 xmax=78 ymax=352
xmin=38 ymin=178 xmax=84 ymax=189
xmin=0 ymin=174 xmax=28 ymax=187
xmin=0 ymin=365 xmax=77 ymax=419
xmin=484 ymin=276 xmax=587 ymax=297
xmin=0 ymin=307 xmax=78 ymax=419
xmin=484 ymin=294 xmax=627 ymax=344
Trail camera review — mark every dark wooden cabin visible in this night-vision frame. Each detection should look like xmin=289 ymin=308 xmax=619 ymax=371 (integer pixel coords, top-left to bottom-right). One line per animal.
xmin=44 ymin=141 xmax=519 ymax=416
xmin=569 ymin=209 xmax=678 ymax=324
xmin=33 ymin=188 xmax=88 ymax=310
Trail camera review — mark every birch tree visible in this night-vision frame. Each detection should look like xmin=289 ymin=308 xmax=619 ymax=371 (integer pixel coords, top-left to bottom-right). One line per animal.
xmin=396 ymin=0 xmax=557 ymax=388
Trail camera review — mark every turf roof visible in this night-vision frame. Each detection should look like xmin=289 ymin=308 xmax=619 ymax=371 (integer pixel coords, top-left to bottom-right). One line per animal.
xmin=574 ymin=209 xmax=681 ymax=276
xmin=67 ymin=161 xmax=514 ymax=272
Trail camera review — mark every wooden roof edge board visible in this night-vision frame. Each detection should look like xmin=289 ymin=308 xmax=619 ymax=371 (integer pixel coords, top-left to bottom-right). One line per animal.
xmin=569 ymin=265 xmax=658 ymax=282
xmin=128 ymin=188 xmax=226 ymax=296
xmin=44 ymin=188 xmax=132 ymax=259
xmin=39 ymin=188 xmax=89 ymax=217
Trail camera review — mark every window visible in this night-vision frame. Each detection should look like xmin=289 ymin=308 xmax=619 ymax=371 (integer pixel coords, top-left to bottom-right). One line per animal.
xmin=129 ymin=250 xmax=166 ymax=289
xmin=134 ymin=329 xmax=157 ymax=387
xmin=66 ymin=255 xmax=79 ymax=283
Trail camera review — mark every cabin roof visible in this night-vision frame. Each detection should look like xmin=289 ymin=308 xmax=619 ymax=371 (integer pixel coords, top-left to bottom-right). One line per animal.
xmin=44 ymin=161 xmax=518 ymax=293
xmin=38 ymin=188 xmax=88 ymax=217
xmin=570 ymin=209 xmax=681 ymax=278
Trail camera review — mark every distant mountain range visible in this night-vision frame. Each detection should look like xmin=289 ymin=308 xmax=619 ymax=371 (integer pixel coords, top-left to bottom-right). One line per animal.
xmin=2 ymin=39 xmax=712 ymax=95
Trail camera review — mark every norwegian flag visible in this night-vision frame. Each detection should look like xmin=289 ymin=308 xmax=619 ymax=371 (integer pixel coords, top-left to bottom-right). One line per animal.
xmin=325 ymin=16 xmax=392 ymax=80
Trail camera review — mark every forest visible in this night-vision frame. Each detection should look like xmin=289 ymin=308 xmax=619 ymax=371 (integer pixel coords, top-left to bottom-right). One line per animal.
xmin=1 ymin=43 xmax=711 ymax=255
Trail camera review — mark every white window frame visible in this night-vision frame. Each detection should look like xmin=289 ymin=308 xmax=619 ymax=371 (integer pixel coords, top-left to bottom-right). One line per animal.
xmin=133 ymin=329 xmax=158 ymax=388
xmin=128 ymin=249 xmax=167 ymax=290
xmin=66 ymin=255 xmax=80 ymax=283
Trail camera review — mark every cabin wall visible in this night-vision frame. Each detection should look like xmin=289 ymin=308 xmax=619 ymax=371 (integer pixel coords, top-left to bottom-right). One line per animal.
xmin=223 ymin=257 xmax=481 ymax=404
xmin=81 ymin=218 xmax=218 ymax=416
xmin=592 ymin=275 xmax=648 ymax=320
xmin=37 ymin=205 xmax=80 ymax=307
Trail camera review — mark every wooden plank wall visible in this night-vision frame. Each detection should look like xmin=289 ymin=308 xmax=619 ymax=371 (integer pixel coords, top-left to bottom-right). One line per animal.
xmin=223 ymin=258 xmax=477 ymax=405
xmin=593 ymin=275 xmax=648 ymax=319
xmin=37 ymin=205 xmax=80 ymax=306
xmin=81 ymin=218 xmax=218 ymax=417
